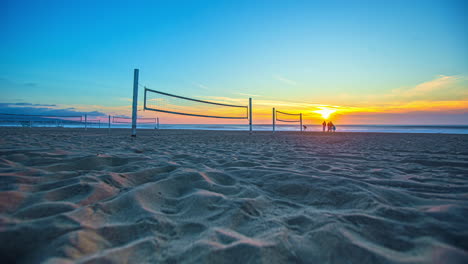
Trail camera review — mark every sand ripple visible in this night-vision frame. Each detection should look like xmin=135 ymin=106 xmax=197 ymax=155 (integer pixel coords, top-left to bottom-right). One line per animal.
xmin=0 ymin=128 xmax=467 ymax=263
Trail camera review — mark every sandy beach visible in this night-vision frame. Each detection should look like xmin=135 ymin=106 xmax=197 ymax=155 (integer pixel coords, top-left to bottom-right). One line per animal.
xmin=0 ymin=127 xmax=467 ymax=263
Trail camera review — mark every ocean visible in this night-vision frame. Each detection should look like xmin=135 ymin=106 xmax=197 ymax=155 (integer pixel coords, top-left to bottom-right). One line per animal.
xmin=1 ymin=120 xmax=468 ymax=134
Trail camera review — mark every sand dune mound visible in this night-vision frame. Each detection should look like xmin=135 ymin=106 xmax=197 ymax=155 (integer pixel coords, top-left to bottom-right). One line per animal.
xmin=1 ymin=128 xmax=467 ymax=263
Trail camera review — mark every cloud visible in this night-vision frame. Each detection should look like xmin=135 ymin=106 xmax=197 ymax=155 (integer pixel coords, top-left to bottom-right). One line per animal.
xmin=192 ymin=82 xmax=209 ymax=90
xmin=0 ymin=78 xmax=38 ymax=88
xmin=23 ymin=82 xmax=37 ymax=87
xmin=273 ymin=75 xmax=298 ymax=86
xmin=235 ymin=92 xmax=262 ymax=97
xmin=323 ymin=74 xmax=468 ymax=107
xmin=390 ymin=75 xmax=467 ymax=100
xmin=13 ymin=102 xmax=56 ymax=107
xmin=196 ymin=96 xmax=249 ymax=105
xmin=117 ymin=97 xmax=133 ymax=102
xmin=0 ymin=102 xmax=106 ymax=117
xmin=406 ymin=75 xmax=458 ymax=95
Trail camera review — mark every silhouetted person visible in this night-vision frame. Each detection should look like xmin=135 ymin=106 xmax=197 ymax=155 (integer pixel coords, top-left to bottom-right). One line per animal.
xmin=327 ymin=121 xmax=333 ymax=132
xmin=332 ymin=124 xmax=336 ymax=132
xmin=322 ymin=121 xmax=326 ymax=132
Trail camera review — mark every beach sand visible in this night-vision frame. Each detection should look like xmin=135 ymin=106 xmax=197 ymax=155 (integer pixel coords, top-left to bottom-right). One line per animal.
xmin=0 ymin=127 xmax=467 ymax=263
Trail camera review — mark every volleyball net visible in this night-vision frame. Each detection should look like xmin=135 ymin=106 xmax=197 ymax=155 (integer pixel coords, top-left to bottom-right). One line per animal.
xmin=85 ymin=119 xmax=101 ymax=128
xmin=112 ymin=116 xmax=157 ymax=124
xmin=111 ymin=115 xmax=159 ymax=129
xmin=0 ymin=113 xmax=83 ymax=127
xmin=273 ymin=109 xmax=303 ymax=131
xmin=144 ymin=87 xmax=251 ymax=123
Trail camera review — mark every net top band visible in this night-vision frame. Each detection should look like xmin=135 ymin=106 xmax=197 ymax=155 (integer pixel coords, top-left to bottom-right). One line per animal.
xmin=143 ymin=107 xmax=248 ymax=119
xmin=276 ymin=118 xmax=301 ymax=123
xmin=276 ymin=110 xmax=301 ymax=116
xmin=113 ymin=116 xmax=157 ymax=121
xmin=145 ymin=88 xmax=248 ymax=108
xmin=112 ymin=116 xmax=158 ymax=123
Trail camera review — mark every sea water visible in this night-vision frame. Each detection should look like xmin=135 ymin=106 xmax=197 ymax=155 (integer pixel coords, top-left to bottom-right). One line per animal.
xmin=1 ymin=122 xmax=468 ymax=134
xmin=145 ymin=124 xmax=468 ymax=134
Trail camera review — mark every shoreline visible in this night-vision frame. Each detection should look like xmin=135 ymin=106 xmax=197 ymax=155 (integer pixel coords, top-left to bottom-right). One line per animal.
xmin=1 ymin=126 xmax=467 ymax=136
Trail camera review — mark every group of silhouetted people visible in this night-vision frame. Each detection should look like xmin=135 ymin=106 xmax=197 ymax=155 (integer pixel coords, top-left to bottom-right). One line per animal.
xmin=322 ymin=121 xmax=336 ymax=132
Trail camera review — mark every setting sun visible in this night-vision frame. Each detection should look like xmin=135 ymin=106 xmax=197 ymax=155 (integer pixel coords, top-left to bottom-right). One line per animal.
xmin=313 ymin=108 xmax=337 ymax=120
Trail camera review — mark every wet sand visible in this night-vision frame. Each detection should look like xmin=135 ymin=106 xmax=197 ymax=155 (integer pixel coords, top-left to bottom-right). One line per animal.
xmin=0 ymin=127 xmax=467 ymax=263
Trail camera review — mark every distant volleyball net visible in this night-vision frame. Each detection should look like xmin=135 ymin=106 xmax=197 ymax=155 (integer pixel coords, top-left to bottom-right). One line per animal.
xmin=0 ymin=113 xmax=83 ymax=127
xmin=111 ymin=116 xmax=159 ymax=129
xmin=112 ymin=116 xmax=157 ymax=124
xmin=143 ymin=87 xmax=252 ymax=130
xmin=273 ymin=108 xmax=303 ymax=132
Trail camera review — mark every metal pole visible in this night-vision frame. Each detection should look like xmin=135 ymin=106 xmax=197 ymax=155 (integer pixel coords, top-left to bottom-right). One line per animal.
xmin=300 ymin=113 xmax=303 ymax=132
xmin=143 ymin=87 xmax=147 ymax=110
xmin=249 ymin=98 xmax=252 ymax=133
xmin=85 ymin=114 xmax=87 ymax=130
xmin=131 ymin=69 xmax=139 ymax=137
xmin=272 ymin=108 xmax=275 ymax=133
xmin=157 ymin=117 xmax=159 ymax=129
xmin=108 ymin=115 xmax=111 ymax=132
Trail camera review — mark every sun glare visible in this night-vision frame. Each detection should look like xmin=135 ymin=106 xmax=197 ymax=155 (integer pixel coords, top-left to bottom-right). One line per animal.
xmin=314 ymin=108 xmax=337 ymax=120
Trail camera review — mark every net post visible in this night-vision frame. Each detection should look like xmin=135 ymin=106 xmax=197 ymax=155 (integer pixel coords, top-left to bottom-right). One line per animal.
xmin=300 ymin=113 xmax=303 ymax=132
xmin=131 ymin=69 xmax=139 ymax=137
xmin=157 ymin=117 xmax=159 ymax=129
xmin=272 ymin=108 xmax=275 ymax=133
xmin=249 ymin=98 xmax=252 ymax=133
xmin=108 ymin=115 xmax=111 ymax=132
xmin=143 ymin=87 xmax=147 ymax=111
xmin=85 ymin=114 xmax=87 ymax=130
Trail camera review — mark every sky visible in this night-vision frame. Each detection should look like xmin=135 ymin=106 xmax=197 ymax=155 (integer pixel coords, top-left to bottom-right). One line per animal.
xmin=1 ymin=0 xmax=467 ymax=124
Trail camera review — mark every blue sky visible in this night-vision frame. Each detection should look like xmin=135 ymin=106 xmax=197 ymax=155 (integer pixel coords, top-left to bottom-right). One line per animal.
xmin=1 ymin=0 xmax=467 ymax=124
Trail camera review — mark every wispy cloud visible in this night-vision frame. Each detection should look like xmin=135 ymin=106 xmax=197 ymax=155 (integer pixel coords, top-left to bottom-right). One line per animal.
xmin=0 ymin=102 xmax=107 ymax=117
xmin=391 ymin=75 xmax=466 ymax=99
xmin=325 ymin=74 xmax=468 ymax=107
xmin=10 ymin=102 xmax=56 ymax=107
xmin=273 ymin=75 xmax=298 ymax=86
xmin=235 ymin=92 xmax=262 ymax=97
xmin=192 ymin=82 xmax=210 ymax=90
xmin=23 ymin=82 xmax=37 ymax=87
xmin=199 ymin=96 xmax=249 ymax=105
xmin=0 ymin=78 xmax=39 ymax=88
xmin=117 ymin=97 xmax=133 ymax=102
